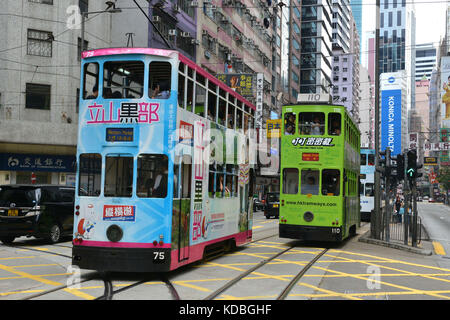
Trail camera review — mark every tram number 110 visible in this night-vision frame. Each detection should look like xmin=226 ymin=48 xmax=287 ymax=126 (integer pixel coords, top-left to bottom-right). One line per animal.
xmin=153 ymin=251 xmax=165 ymax=263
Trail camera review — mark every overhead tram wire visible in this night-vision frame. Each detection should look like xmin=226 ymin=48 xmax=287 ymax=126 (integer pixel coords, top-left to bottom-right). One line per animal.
xmin=133 ymin=0 xmax=172 ymax=49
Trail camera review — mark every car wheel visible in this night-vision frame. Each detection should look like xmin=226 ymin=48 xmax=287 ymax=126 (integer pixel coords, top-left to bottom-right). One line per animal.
xmin=48 ymin=224 xmax=62 ymax=244
xmin=0 ymin=236 xmax=15 ymax=244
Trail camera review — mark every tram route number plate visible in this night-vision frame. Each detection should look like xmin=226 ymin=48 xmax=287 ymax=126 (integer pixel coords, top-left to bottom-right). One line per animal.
xmin=331 ymin=228 xmax=341 ymax=234
xmin=153 ymin=251 xmax=166 ymax=264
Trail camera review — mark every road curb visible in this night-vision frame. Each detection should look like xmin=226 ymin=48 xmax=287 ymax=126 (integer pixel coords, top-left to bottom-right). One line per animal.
xmin=358 ymin=230 xmax=433 ymax=256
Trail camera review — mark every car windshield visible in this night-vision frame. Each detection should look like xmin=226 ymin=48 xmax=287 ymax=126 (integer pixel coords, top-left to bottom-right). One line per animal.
xmin=267 ymin=193 xmax=279 ymax=202
xmin=0 ymin=187 xmax=40 ymax=207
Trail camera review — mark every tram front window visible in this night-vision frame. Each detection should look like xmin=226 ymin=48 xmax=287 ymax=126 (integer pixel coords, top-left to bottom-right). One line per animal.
xmin=301 ymin=169 xmax=319 ymax=195
xmin=365 ymin=183 xmax=374 ymax=197
xmin=83 ymin=63 xmax=99 ymax=100
xmin=282 ymin=168 xmax=298 ymax=194
xmin=103 ymin=61 xmax=144 ymax=99
xmin=149 ymin=61 xmax=172 ymax=99
xmin=104 ymin=156 xmax=133 ymax=197
xmin=78 ymin=153 xmax=101 ymax=196
xmin=137 ymin=154 xmax=168 ymax=198
xmin=321 ymin=169 xmax=340 ymax=196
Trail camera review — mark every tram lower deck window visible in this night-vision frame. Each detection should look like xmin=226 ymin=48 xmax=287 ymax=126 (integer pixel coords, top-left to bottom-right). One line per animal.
xmin=301 ymin=169 xmax=319 ymax=195
xmin=137 ymin=154 xmax=168 ymax=198
xmin=78 ymin=153 xmax=101 ymax=196
xmin=104 ymin=156 xmax=133 ymax=197
xmin=282 ymin=168 xmax=298 ymax=194
xmin=321 ymin=169 xmax=340 ymax=196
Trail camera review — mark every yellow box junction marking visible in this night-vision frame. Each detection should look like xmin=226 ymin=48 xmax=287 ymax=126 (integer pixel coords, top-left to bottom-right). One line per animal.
xmin=432 ymin=241 xmax=446 ymax=256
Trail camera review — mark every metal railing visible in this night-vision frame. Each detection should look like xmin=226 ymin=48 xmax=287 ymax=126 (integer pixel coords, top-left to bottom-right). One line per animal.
xmin=382 ymin=209 xmax=422 ymax=245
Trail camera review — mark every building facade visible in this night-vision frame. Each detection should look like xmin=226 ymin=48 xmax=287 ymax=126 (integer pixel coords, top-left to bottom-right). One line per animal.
xmin=299 ymin=0 xmax=333 ymax=94
xmin=0 ymin=0 xmax=113 ymax=185
xmin=379 ymin=0 xmax=416 ymax=111
xmin=415 ymin=43 xmax=437 ymax=82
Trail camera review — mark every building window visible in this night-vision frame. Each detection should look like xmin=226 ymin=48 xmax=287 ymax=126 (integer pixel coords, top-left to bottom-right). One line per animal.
xmin=27 ymin=29 xmax=53 ymax=57
xmin=29 ymin=0 xmax=53 ymax=4
xmin=25 ymin=83 xmax=51 ymax=110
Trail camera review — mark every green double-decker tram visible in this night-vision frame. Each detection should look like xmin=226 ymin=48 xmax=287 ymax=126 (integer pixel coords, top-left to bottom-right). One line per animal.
xmin=279 ymin=98 xmax=360 ymax=242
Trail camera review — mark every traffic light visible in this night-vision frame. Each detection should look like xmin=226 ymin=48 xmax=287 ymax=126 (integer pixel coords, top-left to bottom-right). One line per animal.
xmin=377 ymin=148 xmax=391 ymax=177
xmin=396 ymin=153 xmax=404 ymax=181
xmin=406 ymin=150 xmax=417 ymax=179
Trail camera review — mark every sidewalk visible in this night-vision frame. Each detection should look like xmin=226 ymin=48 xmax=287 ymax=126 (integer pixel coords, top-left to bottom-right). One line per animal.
xmin=357 ymin=222 xmax=433 ymax=256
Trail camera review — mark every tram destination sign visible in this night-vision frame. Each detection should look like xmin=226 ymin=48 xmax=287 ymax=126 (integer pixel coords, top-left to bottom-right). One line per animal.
xmin=106 ymin=128 xmax=134 ymax=142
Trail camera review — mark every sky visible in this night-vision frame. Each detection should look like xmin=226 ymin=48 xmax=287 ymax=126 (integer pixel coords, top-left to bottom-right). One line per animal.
xmin=360 ymin=0 xmax=447 ymax=47
xmin=359 ymin=0 xmax=447 ymax=66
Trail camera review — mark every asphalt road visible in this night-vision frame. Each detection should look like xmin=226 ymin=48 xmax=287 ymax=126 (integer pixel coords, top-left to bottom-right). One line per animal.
xmin=1 ymin=209 xmax=450 ymax=302
xmin=418 ymin=202 xmax=450 ymax=258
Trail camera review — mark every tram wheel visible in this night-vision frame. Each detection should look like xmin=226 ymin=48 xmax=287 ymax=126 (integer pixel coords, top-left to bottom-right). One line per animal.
xmin=0 ymin=236 xmax=15 ymax=244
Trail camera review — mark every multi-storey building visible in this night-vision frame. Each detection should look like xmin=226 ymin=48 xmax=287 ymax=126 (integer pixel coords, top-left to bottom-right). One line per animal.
xmin=415 ymin=43 xmax=437 ymax=81
xmin=350 ymin=0 xmax=362 ymax=63
xmin=331 ymin=0 xmax=360 ymax=120
xmin=379 ymin=0 xmax=416 ymax=110
xmin=0 ymin=0 xmax=113 ymax=185
xmin=299 ymin=0 xmax=333 ymax=94
xmin=359 ymin=66 xmax=374 ymax=148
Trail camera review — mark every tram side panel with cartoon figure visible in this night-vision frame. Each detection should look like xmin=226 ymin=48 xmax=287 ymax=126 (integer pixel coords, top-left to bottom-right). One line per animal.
xmin=73 ymin=50 xmax=178 ymax=272
xmin=169 ymin=107 xmax=251 ymax=269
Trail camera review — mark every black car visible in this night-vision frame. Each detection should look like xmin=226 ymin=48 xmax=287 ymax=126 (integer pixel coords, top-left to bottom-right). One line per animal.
xmin=264 ymin=192 xmax=280 ymax=219
xmin=253 ymin=197 xmax=264 ymax=212
xmin=0 ymin=184 xmax=75 ymax=244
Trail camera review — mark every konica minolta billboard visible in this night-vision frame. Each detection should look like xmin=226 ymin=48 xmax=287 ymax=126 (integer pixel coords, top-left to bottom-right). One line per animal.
xmin=380 ymin=72 xmax=405 ymax=156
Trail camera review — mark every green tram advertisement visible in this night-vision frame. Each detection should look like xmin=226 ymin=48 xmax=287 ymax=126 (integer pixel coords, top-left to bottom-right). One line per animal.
xmin=279 ymin=98 xmax=360 ymax=241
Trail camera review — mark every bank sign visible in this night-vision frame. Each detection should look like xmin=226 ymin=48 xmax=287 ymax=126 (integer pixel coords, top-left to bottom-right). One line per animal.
xmin=381 ymin=89 xmax=402 ymax=155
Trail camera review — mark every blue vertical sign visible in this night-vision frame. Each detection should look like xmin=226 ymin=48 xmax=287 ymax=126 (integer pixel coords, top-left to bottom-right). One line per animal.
xmin=381 ymin=89 xmax=402 ymax=155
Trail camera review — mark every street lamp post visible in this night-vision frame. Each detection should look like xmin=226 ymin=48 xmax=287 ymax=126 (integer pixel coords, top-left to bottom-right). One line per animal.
xmin=80 ymin=6 xmax=122 ymax=52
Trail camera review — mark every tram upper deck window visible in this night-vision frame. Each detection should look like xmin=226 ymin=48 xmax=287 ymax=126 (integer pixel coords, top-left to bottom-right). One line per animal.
xmin=322 ymin=169 xmax=340 ymax=196
xmin=78 ymin=153 xmax=101 ymax=196
xmin=149 ymin=61 xmax=172 ymax=99
xmin=328 ymin=113 xmax=341 ymax=136
xmin=284 ymin=112 xmax=296 ymax=135
xmin=137 ymin=154 xmax=168 ymax=198
xmin=83 ymin=62 xmax=99 ymax=99
xmin=103 ymin=61 xmax=144 ymax=99
xmin=299 ymin=112 xmax=325 ymax=135
xmin=104 ymin=156 xmax=133 ymax=197
xmin=301 ymin=169 xmax=319 ymax=195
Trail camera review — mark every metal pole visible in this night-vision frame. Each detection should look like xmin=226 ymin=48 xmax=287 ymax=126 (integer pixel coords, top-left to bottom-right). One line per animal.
xmin=404 ymin=174 xmax=409 ymax=245
xmin=81 ymin=12 xmax=86 ymax=52
xmin=373 ymin=0 xmax=381 ymax=239
xmin=412 ymin=181 xmax=418 ymax=247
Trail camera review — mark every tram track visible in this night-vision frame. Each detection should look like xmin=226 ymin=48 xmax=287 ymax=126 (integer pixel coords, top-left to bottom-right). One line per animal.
xmin=9 ymin=224 xmax=281 ymax=300
xmin=203 ymin=243 xmax=329 ymax=300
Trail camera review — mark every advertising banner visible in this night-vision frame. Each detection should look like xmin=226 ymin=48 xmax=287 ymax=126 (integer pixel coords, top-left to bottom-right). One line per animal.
xmin=440 ymin=56 xmax=450 ymax=128
xmin=381 ymin=89 xmax=402 ymax=155
xmin=266 ymin=119 xmax=281 ymax=138
xmin=216 ymin=73 xmax=254 ymax=97
xmin=0 ymin=153 xmax=76 ymax=172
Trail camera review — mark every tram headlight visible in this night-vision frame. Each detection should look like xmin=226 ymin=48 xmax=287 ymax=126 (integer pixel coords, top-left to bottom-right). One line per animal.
xmin=303 ymin=211 xmax=314 ymax=222
xmin=106 ymin=224 xmax=123 ymax=242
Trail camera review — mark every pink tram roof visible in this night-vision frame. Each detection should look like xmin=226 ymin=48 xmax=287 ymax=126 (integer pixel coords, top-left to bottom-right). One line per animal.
xmin=82 ymin=48 xmax=256 ymax=111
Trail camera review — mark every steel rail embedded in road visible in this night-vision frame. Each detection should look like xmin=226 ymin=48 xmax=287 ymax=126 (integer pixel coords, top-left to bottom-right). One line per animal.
xmin=203 ymin=244 xmax=295 ymax=300
xmin=277 ymin=248 xmax=328 ymax=300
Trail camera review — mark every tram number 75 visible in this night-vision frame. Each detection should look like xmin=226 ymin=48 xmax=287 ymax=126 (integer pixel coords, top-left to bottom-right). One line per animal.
xmin=153 ymin=251 xmax=165 ymax=263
